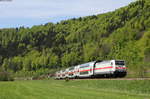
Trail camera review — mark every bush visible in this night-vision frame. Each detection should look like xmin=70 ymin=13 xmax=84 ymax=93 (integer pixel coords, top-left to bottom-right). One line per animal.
xmin=65 ymin=77 xmax=70 ymax=82
xmin=0 ymin=72 xmax=14 ymax=81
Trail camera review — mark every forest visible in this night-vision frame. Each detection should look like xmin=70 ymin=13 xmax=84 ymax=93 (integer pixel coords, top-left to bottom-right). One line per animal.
xmin=0 ymin=0 xmax=149 ymax=78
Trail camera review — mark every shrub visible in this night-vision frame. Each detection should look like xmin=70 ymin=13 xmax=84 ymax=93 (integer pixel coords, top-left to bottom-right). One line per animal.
xmin=0 ymin=72 xmax=14 ymax=81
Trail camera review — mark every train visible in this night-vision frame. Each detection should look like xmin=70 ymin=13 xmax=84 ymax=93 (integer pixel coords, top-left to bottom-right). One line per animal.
xmin=55 ymin=60 xmax=127 ymax=79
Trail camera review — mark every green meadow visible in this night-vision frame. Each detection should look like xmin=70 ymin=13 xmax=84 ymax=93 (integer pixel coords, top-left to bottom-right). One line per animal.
xmin=0 ymin=79 xmax=150 ymax=99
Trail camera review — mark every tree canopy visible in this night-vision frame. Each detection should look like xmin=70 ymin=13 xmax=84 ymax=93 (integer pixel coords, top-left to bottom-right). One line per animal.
xmin=0 ymin=0 xmax=149 ymax=77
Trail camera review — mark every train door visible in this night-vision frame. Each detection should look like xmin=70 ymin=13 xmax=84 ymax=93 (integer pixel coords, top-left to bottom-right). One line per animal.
xmin=93 ymin=60 xmax=103 ymax=76
xmin=110 ymin=60 xmax=115 ymax=74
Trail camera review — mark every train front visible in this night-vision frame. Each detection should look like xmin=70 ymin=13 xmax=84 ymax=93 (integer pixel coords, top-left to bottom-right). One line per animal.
xmin=114 ymin=60 xmax=127 ymax=77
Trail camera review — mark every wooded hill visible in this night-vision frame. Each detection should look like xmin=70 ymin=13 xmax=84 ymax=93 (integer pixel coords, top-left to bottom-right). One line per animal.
xmin=0 ymin=0 xmax=150 ymax=77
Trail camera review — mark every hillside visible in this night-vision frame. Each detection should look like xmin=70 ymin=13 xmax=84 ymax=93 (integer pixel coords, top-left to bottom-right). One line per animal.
xmin=0 ymin=0 xmax=150 ymax=77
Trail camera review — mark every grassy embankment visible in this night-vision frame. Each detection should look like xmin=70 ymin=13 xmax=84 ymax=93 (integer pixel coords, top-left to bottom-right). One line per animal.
xmin=0 ymin=79 xmax=150 ymax=99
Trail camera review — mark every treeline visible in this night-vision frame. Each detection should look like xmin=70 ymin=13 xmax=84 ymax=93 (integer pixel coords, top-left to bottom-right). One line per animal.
xmin=0 ymin=0 xmax=150 ymax=77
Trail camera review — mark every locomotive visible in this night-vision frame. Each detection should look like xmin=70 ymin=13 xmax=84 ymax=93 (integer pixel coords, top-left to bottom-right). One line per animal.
xmin=55 ymin=60 xmax=127 ymax=79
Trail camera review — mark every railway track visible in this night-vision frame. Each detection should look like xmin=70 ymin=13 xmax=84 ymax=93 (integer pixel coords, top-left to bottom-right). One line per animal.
xmin=69 ymin=78 xmax=150 ymax=80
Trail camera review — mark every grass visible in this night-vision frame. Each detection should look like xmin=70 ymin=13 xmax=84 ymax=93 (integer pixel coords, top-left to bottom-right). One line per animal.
xmin=0 ymin=79 xmax=150 ymax=99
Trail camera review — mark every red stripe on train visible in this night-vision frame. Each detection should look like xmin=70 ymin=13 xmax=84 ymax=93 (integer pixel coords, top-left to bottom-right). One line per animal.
xmin=79 ymin=66 xmax=113 ymax=72
xmin=94 ymin=66 xmax=113 ymax=70
xmin=59 ymin=66 xmax=127 ymax=74
xmin=79 ymin=69 xmax=92 ymax=72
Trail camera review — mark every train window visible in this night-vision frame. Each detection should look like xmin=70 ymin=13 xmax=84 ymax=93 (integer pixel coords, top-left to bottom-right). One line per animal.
xmin=69 ymin=67 xmax=74 ymax=70
xmin=81 ymin=66 xmax=89 ymax=68
xmin=111 ymin=62 xmax=113 ymax=65
xmin=62 ymin=70 xmax=65 ymax=72
xmin=115 ymin=61 xmax=125 ymax=65
xmin=80 ymin=71 xmax=89 ymax=75
xmin=80 ymin=64 xmax=90 ymax=68
xmin=69 ymin=73 xmax=73 ymax=76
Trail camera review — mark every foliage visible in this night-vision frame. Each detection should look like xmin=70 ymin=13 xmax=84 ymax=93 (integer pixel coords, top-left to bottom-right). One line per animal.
xmin=0 ymin=0 xmax=150 ymax=77
xmin=0 ymin=71 xmax=14 ymax=81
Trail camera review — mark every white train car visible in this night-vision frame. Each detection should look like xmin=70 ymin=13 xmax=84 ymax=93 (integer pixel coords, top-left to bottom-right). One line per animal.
xmin=60 ymin=70 xmax=66 ymax=79
xmin=67 ymin=66 xmax=76 ymax=78
xmin=77 ymin=62 xmax=95 ymax=78
xmin=93 ymin=60 xmax=126 ymax=77
xmin=55 ymin=60 xmax=127 ymax=79
xmin=54 ymin=71 xmax=59 ymax=79
xmin=55 ymin=71 xmax=62 ymax=79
